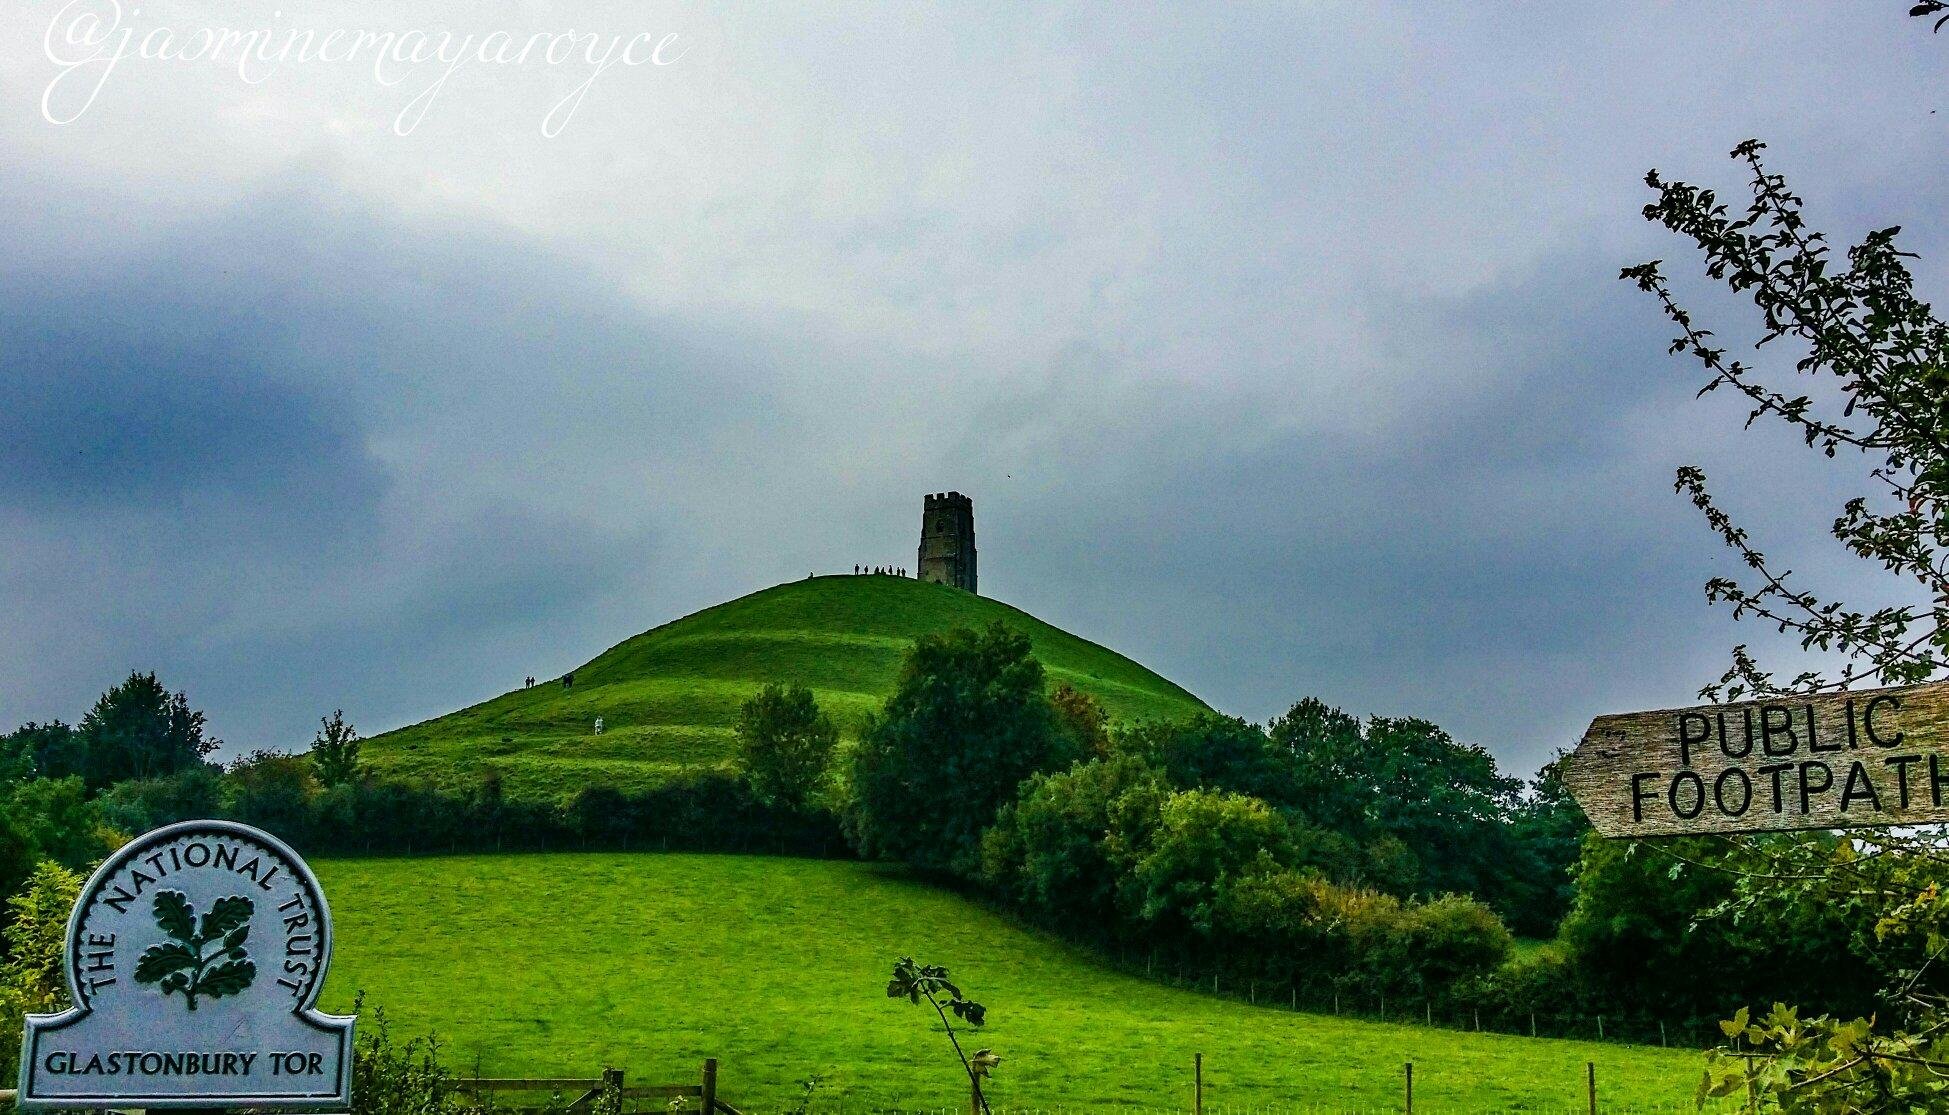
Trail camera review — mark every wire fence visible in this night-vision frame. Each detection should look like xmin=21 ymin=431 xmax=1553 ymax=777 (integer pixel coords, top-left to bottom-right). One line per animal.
xmin=1093 ymin=950 xmax=1727 ymax=1050
xmin=843 ymin=1051 xmax=1742 ymax=1115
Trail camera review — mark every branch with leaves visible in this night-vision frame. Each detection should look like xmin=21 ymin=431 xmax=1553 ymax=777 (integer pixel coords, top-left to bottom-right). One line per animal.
xmin=886 ymin=957 xmax=999 ymax=1115
xmin=1625 ymin=137 xmax=1949 ymax=703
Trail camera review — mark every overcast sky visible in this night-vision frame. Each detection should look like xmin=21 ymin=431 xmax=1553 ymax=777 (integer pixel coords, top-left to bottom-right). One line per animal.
xmin=1 ymin=2 xmax=1944 ymax=775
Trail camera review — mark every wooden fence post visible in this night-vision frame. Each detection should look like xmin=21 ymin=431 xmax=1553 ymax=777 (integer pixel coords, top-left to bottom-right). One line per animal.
xmin=1194 ymin=1052 xmax=1203 ymax=1115
xmin=701 ymin=1058 xmax=718 ymax=1114
xmin=1404 ymin=1062 xmax=1413 ymax=1115
xmin=602 ymin=1067 xmax=623 ymax=1113
xmin=1586 ymin=1061 xmax=1596 ymax=1115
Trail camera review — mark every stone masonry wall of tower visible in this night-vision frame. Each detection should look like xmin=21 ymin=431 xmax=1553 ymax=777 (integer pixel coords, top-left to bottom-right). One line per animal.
xmin=917 ymin=492 xmax=977 ymax=593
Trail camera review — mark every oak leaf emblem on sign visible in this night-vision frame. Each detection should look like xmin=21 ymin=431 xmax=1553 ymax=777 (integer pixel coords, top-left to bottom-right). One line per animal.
xmin=132 ymin=890 xmax=256 ymax=1011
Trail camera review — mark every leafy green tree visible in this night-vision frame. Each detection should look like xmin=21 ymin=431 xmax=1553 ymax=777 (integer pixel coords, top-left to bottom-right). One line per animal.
xmin=1210 ymin=866 xmax=1337 ymax=985
xmin=1560 ymin=834 xmax=1876 ymax=1024
xmin=845 ymin=624 xmax=1077 ymax=877
xmin=1501 ymin=752 xmax=1590 ymax=937
xmin=735 ymin=684 xmax=837 ymax=811
xmin=0 ymin=721 xmax=83 ymax=782
xmin=223 ymin=751 xmax=318 ymax=842
xmin=1123 ymin=788 xmax=1292 ymax=948
xmin=0 ymin=813 xmax=36 ymax=942
xmin=0 ymin=742 xmax=29 ymax=785
xmin=0 ymin=778 xmax=117 ymax=937
xmin=2 ymin=778 xmax=113 ymax=868
xmin=75 ymin=672 xmax=219 ymax=789
xmin=1120 ymin=713 xmax=1298 ymax=809
xmin=310 ymin=710 xmax=366 ymax=788
xmin=1267 ymin=697 xmax=1371 ymax=831
xmin=1271 ymin=700 xmax=1520 ymax=905
xmin=568 ymin=785 xmax=635 ymax=845
xmin=1213 ymin=862 xmax=1512 ymax=999
xmin=1349 ymin=717 xmax=1520 ymax=899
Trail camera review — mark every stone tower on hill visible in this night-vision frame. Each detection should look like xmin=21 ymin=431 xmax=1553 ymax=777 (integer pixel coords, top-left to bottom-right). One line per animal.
xmin=918 ymin=492 xmax=977 ymax=594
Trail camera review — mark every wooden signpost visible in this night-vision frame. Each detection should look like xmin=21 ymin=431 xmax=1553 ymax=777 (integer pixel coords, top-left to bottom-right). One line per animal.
xmin=16 ymin=819 xmax=354 ymax=1109
xmin=1565 ymin=680 xmax=1949 ymax=837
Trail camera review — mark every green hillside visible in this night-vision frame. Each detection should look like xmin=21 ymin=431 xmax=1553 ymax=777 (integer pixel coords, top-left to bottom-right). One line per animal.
xmin=318 ymin=852 xmax=1718 ymax=1113
xmin=364 ymin=575 xmax=1209 ymax=801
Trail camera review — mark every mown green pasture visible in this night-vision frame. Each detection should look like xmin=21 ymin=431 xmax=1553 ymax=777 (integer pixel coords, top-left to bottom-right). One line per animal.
xmin=318 ymin=853 xmax=1717 ymax=1112
xmin=361 ymin=576 xmax=1209 ymax=801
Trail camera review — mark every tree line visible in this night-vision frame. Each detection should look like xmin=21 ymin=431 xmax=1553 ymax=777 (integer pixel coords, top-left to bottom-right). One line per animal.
xmin=823 ymin=624 xmax=1879 ymax=1029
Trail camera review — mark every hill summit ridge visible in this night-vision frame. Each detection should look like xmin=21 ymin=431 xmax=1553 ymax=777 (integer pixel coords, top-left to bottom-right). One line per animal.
xmin=364 ymin=575 xmax=1207 ymax=800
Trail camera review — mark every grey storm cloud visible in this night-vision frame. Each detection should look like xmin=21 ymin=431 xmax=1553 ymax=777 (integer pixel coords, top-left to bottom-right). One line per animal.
xmin=0 ymin=188 xmax=798 ymax=748
xmin=0 ymin=325 xmax=376 ymax=514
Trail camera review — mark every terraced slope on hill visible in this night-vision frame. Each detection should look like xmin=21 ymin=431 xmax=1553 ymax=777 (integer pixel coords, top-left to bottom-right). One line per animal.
xmin=363 ymin=575 xmax=1208 ymax=800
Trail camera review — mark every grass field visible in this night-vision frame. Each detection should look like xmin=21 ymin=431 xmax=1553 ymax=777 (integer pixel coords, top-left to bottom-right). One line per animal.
xmin=317 ymin=853 xmax=1717 ymax=1113
xmin=362 ymin=576 xmax=1209 ymax=801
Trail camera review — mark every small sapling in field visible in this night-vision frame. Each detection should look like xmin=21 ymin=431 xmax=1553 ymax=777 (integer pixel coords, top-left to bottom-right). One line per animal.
xmin=886 ymin=956 xmax=999 ymax=1114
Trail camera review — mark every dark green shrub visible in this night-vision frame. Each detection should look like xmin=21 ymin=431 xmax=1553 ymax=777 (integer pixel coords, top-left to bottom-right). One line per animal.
xmin=980 ymin=756 xmax=1165 ymax=937
xmin=349 ymin=996 xmax=483 ymax=1115
xmin=1457 ymin=944 xmax=1585 ymax=1018
xmin=1397 ymin=894 xmax=1512 ymax=992
xmin=94 ymin=766 xmax=225 ymax=834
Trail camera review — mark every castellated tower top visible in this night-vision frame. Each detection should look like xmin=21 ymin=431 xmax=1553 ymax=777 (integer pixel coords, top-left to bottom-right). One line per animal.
xmin=917 ymin=492 xmax=977 ymax=594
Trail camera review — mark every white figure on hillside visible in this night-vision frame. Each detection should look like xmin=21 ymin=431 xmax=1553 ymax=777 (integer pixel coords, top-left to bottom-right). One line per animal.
xmin=594 ymin=717 xmax=604 ymax=735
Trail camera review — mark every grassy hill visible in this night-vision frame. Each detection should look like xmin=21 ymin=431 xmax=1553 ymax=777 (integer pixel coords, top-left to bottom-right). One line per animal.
xmin=318 ymin=853 xmax=1718 ymax=1113
xmin=364 ymin=575 xmax=1209 ymax=801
